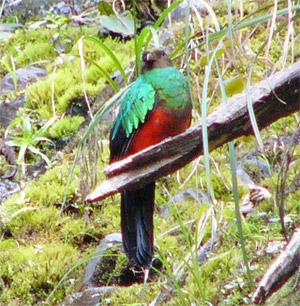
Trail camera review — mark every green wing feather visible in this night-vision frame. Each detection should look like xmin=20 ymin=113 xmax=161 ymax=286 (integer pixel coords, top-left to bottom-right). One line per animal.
xmin=111 ymin=75 xmax=156 ymax=139
xmin=111 ymin=66 xmax=190 ymax=140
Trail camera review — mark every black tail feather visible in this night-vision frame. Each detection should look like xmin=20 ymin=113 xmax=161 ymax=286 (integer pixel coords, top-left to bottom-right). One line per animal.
xmin=121 ymin=182 xmax=155 ymax=268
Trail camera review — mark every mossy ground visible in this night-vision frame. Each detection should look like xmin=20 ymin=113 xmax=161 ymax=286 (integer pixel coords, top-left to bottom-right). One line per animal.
xmin=0 ymin=1 xmax=300 ymax=305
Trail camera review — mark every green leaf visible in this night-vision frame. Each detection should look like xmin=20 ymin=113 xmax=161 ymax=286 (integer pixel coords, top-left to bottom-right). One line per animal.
xmin=18 ymin=144 xmax=28 ymax=162
xmin=22 ymin=117 xmax=32 ymax=139
xmin=5 ymin=117 xmax=22 ymax=138
xmin=33 ymin=137 xmax=53 ymax=144
xmin=29 ymin=146 xmax=51 ymax=166
xmin=99 ymin=15 xmax=134 ymax=38
xmin=200 ymin=48 xmax=224 ymax=66
xmin=5 ymin=140 xmax=20 ymax=147
xmin=224 ymin=76 xmax=245 ymax=96
xmin=34 ymin=118 xmax=56 ymax=138
xmin=98 ymin=2 xmax=114 ymax=16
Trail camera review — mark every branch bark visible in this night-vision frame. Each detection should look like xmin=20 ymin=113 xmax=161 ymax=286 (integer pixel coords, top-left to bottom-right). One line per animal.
xmin=252 ymin=228 xmax=300 ymax=304
xmin=86 ymin=60 xmax=300 ymax=202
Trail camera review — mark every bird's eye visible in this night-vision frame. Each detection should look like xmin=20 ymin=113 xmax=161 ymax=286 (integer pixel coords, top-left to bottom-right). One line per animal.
xmin=142 ymin=51 xmax=150 ymax=62
xmin=146 ymin=53 xmax=152 ymax=61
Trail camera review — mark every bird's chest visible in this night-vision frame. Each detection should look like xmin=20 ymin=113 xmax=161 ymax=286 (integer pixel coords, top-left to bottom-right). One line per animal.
xmin=127 ymin=106 xmax=191 ymax=155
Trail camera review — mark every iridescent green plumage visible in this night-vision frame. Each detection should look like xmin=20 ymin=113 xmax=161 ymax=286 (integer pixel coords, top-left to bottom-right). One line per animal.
xmin=111 ymin=66 xmax=191 ymax=139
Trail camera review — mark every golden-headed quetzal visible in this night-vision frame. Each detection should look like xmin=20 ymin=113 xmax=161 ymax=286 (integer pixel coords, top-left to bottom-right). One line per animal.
xmin=110 ymin=49 xmax=192 ymax=268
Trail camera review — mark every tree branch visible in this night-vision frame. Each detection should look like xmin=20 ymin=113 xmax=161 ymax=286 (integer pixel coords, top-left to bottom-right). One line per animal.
xmin=86 ymin=60 xmax=300 ymax=202
xmin=252 ymin=228 xmax=300 ymax=304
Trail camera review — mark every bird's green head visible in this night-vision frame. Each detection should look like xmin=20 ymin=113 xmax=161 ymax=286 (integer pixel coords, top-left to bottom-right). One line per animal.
xmin=141 ymin=49 xmax=173 ymax=74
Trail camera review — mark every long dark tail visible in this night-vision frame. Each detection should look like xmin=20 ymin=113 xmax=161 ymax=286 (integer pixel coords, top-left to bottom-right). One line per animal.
xmin=121 ymin=182 xmax=155 ymax=268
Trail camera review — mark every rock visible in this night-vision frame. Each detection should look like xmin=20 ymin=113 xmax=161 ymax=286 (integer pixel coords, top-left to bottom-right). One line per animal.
xmin=60 ymin=286 xmax=116 ymax=306
xmin=0 ymin=181 xmax=24 ymax=204
xmin=168 ymin=188 xmax=210 ymax=204
xmin=49 ymin=2 xmax=72 ymax=15
xmin=0 ymin=66 xmax=47 ymax=94
xmin=0 ymin=139 xmax=17 ymax=179
xmin=0 ymin=94 xmax=26 ymax=128
xmin=236 ymin=162 xmax=256 ymax=186
xmin=60 ymin=233 xmax=122 ymax=306
xmin=162 ymin=0 xmax=209 ymax=26
xmin=83 ymin=233 xmax=122 ymax=285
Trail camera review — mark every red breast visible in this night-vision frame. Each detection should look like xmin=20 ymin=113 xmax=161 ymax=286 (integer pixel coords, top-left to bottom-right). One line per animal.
xmin=127 ymin=107 xmax=191 ymax=156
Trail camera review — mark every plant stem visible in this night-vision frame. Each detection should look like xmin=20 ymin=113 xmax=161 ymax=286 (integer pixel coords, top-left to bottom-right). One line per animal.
xmin=228 ymin=141 xmax=254 ymax=291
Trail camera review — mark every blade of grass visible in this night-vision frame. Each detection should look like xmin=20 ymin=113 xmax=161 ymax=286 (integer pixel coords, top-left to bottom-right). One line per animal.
xmin=225 ymin=0 xmax=254 ymax=290
xmin=157 ymin=194 xmax=192 ymax=250
xmin=201 ymin=40 xmax=225 ymax=201
xmin=132 ymin=0 xmax=138 ymax=77
xmin=79 ymin=84 xmax=132 ymax=145
xmin=156 ymin=243 xmax=191 ymax=306
xmin=172 ymin=3 xmax=300 ymax=58
xmin=10 ymin=56 xmax=17 ymax=90
xmin=84 ymin=35 xmax=128 ymax=85
xmin=78 ymin=37 xmax=93 ymax=119
xmin=83 ymin=55 xmax=119 ymax=93
xmin=228 ymin=142 xmax=254 ymax=290
xmin=0 ymin=0 xmax=6 ymax=21
xmin=135 ymin=0 xmax=183 ymax=74
xmin=152 ymin=0 xmax=183 ymax=30
xmin=242 ymin=18 xmax=294 ymax=151
xmin=46 ymin=251 xmax=122 ymax=303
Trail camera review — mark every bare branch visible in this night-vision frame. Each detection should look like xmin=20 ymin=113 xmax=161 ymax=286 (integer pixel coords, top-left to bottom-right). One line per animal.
xmin=86 ymin=61 xmax=300 ymax=202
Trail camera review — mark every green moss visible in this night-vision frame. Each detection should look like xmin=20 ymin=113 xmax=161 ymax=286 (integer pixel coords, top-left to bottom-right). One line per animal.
xmin=25 ymin=37 xmax=134 ymax=119
xmin=1 ymin=28 xmax=55 ymax=66
xmin=27 ymin=165 xmax=79 ymax=206
xmin=0 ymin=241 xmax=80 ymax=305
xmin=49 ymin=115 xmax=85 ymax=139
xmin=18 ymin=40 xmax=56 ymax=65
xmin=104 ymin=283 xmax=160 ymax=306
xmin=0 ymin=25 xmax=97 ymax=67
xmin=0 ymin=162 xmax=81 ymax=240
xmin=2 ymin=205 xmax=60 ymax=239
xmin=59 ymin=216 xmax=105 ymax=248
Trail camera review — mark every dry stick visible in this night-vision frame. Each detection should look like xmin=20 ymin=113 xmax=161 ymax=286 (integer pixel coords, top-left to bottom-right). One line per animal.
xmin=252 ymin=228 xmax=300 ymax=304
xmin=86 ymin=60 xmax=300 ymax=202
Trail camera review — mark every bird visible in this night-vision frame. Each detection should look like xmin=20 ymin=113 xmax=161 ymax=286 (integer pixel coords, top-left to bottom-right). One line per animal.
xmin=109 ymin=49 xmax=192 ymax=268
